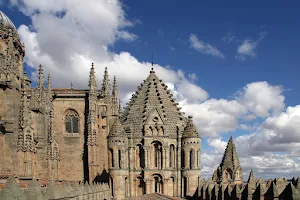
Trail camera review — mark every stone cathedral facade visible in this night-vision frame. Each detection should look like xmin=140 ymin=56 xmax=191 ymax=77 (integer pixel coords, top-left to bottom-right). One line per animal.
xmin=0 ymin=11 xmax=201 ymax=199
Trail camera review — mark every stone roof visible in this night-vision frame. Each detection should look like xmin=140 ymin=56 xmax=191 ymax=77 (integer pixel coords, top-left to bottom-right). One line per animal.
xmin=109 ymin=117 xmax=125 ymax=136
xmin=121 ymin=68 xmax=185 ymax=136
xmin=0 ymin=10 xmax=19 ymax=40
xmin=125 ymin=192 xmax=183 ymax=200
xmin=183 ymin=116 xmax=199 ymax=138
xmin=219 ymin=136 xmax=240 ymax=171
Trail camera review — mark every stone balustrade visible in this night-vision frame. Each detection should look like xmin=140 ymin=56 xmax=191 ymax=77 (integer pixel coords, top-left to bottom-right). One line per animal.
xmin=0 ymin=176 xmax=111 ymax=200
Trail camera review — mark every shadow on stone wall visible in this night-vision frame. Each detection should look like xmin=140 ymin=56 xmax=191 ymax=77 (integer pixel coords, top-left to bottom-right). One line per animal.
xmin=94 ymin=169 xmax=110 ymax=184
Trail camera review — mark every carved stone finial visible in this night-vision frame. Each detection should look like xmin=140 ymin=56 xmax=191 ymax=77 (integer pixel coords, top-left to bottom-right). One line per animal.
xmin=89 ymin=63 xmax=97 ymax=91
xmin=47 ymin=73 xmax=51 ymax=89
xmin=101 ymin=66 xmax=110 ymax=96
xmin=38 ymin=64 xmax=44 ymax=89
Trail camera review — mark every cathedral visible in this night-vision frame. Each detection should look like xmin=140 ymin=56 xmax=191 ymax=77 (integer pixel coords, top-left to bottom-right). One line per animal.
xmin=0 ymin=10 xmax=201 ymax=199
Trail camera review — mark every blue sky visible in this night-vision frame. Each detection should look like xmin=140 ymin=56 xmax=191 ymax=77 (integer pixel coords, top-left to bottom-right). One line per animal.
xmin=2 ymin=0 xmax=300 ymax=179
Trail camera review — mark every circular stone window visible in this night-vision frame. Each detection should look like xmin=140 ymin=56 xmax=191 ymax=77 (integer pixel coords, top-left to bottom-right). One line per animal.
xmin=153 ymin=117 xmax=159 ymax=122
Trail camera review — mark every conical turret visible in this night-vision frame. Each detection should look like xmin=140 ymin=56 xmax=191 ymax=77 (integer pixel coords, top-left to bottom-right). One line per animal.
xmin=220 ymin=136 xmax=240 ymax=171
xmin=216 ymin=136 xmax=243 ymax=183
xmin=109 ymin=118 xmax=125 ymax=136
xmin=183 ymin=116 xmax=199 ymax=138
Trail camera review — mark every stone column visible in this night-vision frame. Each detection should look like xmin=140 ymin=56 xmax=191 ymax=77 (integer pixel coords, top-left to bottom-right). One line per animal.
xmin=144 ymin=147 xmax=149 ymax=169
xmin=163 ymin=147 xmax=167 ymax=169
xmin=185 ymin=150 xmax=189 ymax=169
xmin=177 ymin=139 xmax=182 ymax=197
xmin=145 ymin=179 xmax=151 ymax=194
xmin=163 ymin=179 xmax=169 ymax=195
xmin=165 ymin=146 xmax=169 ymax=169
xmin=113 ymin=149 xmax=118 ymax=169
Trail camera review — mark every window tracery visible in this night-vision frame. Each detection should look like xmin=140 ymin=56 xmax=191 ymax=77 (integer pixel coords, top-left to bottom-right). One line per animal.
xmin=65 ymin=109 xmax=79 ymax=134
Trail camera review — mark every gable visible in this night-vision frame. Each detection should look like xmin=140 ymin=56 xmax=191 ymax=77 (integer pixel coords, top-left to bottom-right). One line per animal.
xmin=145 ymin=108 xmax=164 ymax=125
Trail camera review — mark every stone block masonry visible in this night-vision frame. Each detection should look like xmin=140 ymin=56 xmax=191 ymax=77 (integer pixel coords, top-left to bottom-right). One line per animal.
xmin=0 ymin=176 xmax=111 ymax=200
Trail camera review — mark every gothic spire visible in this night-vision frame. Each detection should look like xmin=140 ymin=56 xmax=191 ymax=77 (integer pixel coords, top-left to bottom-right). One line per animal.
xmin=101 ymin=67 xmax=110 ymax=96
xmin=47 ymin=73 xmax=51 ymax=90
xmin=89 ymin=63 xmax=97 ymax=91
xmin=219 ymin=136 xmax=240 ymax=171
xmin=248 ymin=169 xmax=255 ymax=183
xmin=112 ymin=75 xmax=118 ymax=100
xmin=119 ymin=99 xmax=122 ymax=115
xmin=38 ymin=64 xmax=44 ymax=89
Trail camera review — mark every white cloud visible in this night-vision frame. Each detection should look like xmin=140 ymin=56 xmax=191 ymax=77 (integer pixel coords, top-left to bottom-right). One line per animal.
xmin=181 ymin=99 xmax=246 ymax=137
xmin=207 ymin=138 xmax=227 ymax=153
xmin=11 ymin=0 xmax=207 ymax=106
xmin=179 ymin=81 xmax=285 ymax=138
xmin=189 ymin=33 xmax=224 ymax=58
xmin=238 ymin=81 xmax=285 ymax=118
xmin=222 ymin=32 xmax=236 ymax=43
xmin=168 ymin=46 xmax=175 ymax=51
xmin=235 ymin=31 xmax=267 ymax=60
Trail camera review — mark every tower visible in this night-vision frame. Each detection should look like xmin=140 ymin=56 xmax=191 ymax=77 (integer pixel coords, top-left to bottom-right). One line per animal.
xmin=107 ymin=118 xmax=129 ymax=199
xmin=87 ymin=63 xmax=99 ymax=181
xmin=213 ymin=136 xmax=243 ymax=184
xmin=181 ymin=116 xmax=201 ymax=197
xmin=117 ymin=68 xmax=200 ymax=199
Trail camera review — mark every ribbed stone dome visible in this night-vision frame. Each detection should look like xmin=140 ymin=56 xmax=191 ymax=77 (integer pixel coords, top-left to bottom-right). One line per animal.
xmin=121 ymin=68 xmax=186 ymax=136
xmin=0 ymin=10 xmax=19 ymax=39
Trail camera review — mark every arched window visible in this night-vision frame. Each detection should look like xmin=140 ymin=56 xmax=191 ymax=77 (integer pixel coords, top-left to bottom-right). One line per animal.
xmin=169 ymin=144 xmax=175 ymax=168
xmin=125 ymin=177 xmax=129 ymax=197
xmin=152 ymin=141 xmax=163 ymax=169
xmin=197 ymin=150 xmax=200 ymax=168
xmin=139 ymin=145 xmax=145 ymax=168
xmin=189 ymin=150 xmax=194 ymax=169
xmin=183 ymin=177 xmax=188 ymax=197
xmin=109 ymin=149 xmax=114 ymax=168
xmin=118 ymin=149 xmax=122 ymax=169
xmin=65 ymin=109 xmax=79 ymax=133
xmin=110 ymin=177 xmax=114 ymax=197
xmin=181 ymin=149 xmax=185 ymax=169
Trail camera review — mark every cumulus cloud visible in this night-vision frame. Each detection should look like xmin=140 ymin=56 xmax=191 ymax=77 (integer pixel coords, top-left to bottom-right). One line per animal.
xmin=235 ymin=31 xmax=267 ymax=60
xmin=179 ymin=81 xmax=285 ymax=138
xmin=237 ymin=81 xmax=285 ymax=118
xmin=189 ymin=33 xmax=225 ymax=58
xmin=11 ymin=0 xmax=208 ymax=107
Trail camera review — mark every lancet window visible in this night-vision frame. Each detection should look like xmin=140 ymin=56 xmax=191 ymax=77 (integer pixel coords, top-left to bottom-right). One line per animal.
xmin=65 ymin=109 xmax=79 ymax=134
